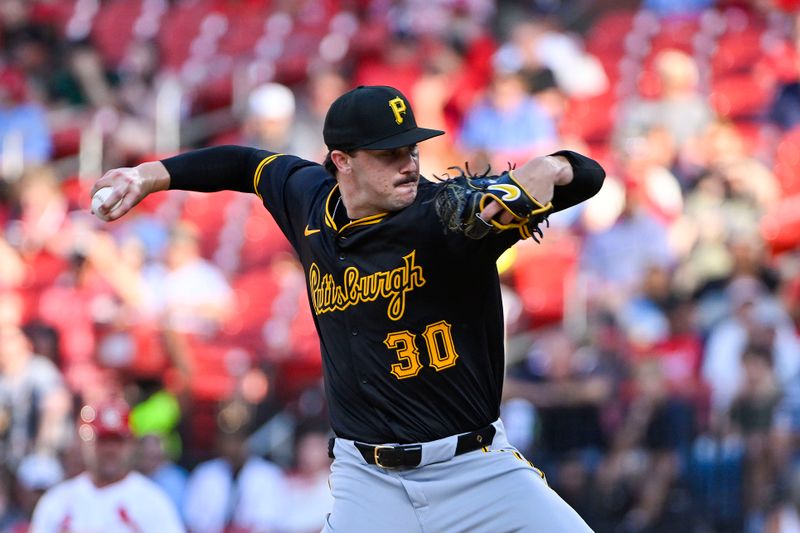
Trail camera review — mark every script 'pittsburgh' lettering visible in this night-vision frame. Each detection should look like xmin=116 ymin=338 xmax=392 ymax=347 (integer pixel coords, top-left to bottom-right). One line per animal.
xmin=308 ymin=251 xmax=425 ymax=321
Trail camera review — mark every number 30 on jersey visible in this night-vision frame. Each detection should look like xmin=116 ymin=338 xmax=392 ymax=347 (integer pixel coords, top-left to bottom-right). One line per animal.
xmin=384 ymin=320 xmax=460 ymax=379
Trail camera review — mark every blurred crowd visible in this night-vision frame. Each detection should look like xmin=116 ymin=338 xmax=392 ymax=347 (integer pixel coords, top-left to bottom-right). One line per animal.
xmin=2 ymin=0 xmax=800 ymax=531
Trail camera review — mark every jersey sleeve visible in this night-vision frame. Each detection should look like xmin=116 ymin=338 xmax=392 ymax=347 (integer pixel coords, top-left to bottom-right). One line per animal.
xmin=29 ymin=488 xmax=64 ymax=533
xmin=549 ymin=150 xmax=606 ymax=213
xmin=161 ymin=145 xmax=321 ymax=250
xmin=250 ymin=151 xmax=327 ymax=246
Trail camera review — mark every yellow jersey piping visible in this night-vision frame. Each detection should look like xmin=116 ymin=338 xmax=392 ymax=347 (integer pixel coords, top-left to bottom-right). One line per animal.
xmin=323 ymin=183 xmax=389 ymax=232
xmin=252 ymin=153 xmax=283 ymax=200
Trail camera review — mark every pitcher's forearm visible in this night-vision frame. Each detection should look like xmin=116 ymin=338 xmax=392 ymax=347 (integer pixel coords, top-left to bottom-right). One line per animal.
xmin=137 ymin=161 xmax=171 ymax=193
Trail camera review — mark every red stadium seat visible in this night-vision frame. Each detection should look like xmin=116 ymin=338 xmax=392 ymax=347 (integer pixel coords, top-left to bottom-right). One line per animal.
xmin=761 ymin=193 xmax=800 ymax=254
xmin=158 ymin=0 xmax=215 ymax=70
xmin=222 ymin=265 xmax=281 ymax=345
xmin=167 ymin=334 xmax=253 ymax=401
xmin=191 ymin=73 xmax=234 ymax=112
xmin=180 ymin=190 xmax=238 ymax=259
xmin=128 ymin=323 xmax=170 ymax=378
xmin=13 ymin=286 xmax=44 ymax=325
xmin=511 ymin=231 xmax=580 ymax=327
xmin=733 ymin=120 xmax=768 ymax=157
xmin=649 ymin=19 xmax=701 ymax=55
xmin=22 ymin=251 xmax=68 ymax=294
xmin=560 ymin=91 xmax=617 ymax=143
xmin=591 ymin=47 xmax=625 ymax=86
xmin=585 ymin=9 xmax=638 ymax=56
xmin=711 ymin=28 xmax=765 ymax=77
xmin=710 ymin=71 xmax=775 ymax=120
xmin=238 ymin=200 xmax=292 ymax=271
xmin=218 ymin=7 xmax=271 ymax=56
xmin=50 ymin=126 xmax=82 ymax=159
xmin=46 ymin=0 xmax=80 ymax=37
xmin=91 ymin=0 xmax=143 ymax=67
xmin=276 ymin=293 xmax=322 ymax=399
xmin=761 ymin=39 xmax=800 ymax=84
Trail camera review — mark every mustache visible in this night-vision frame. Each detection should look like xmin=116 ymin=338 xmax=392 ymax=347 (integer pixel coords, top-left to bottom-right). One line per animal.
xmin=395 ymin=174 xmax=419 ymax=185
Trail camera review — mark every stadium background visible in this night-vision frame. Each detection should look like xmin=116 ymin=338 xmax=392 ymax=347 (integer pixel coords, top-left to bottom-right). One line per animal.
xmin=2 ymin=0 xmax=800 ymax=531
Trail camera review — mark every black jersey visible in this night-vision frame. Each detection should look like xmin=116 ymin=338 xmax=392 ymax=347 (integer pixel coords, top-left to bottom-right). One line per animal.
xmin=162 ymin=145 xmax=604 ymax=444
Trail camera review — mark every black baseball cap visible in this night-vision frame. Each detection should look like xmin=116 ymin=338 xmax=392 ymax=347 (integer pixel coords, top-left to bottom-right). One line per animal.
xmin=323 ymin=85 xmax=444 ymax=151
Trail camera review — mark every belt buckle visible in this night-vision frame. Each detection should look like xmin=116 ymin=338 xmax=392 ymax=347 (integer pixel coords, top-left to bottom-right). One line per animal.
xmin=373 ymin=445 xmax=395 ymax=468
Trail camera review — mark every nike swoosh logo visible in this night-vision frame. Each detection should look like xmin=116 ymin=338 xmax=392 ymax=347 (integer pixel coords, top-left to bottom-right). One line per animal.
xmin=487 ymin=183 xmax=520 ymax=202
xmin=304 ymin=225 xmax=321 ymax=236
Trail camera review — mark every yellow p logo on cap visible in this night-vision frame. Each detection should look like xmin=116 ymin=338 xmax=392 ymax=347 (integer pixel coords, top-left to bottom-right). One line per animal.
xmin=388 ymin=97 xmax=407 ymax=125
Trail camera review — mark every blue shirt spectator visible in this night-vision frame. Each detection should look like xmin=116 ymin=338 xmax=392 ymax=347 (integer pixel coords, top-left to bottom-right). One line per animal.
xmin=643 ymin=0 xmax=714 ymax=18
xmin=458 ymin=71 xmax=557 ymax=169
xmin=136 ymin=433 xmax=187 ymax=516
xmin=0 ymin=68 xmax=52 ymax=169
xmin=580 ymin=208 xmax=674 ymax=297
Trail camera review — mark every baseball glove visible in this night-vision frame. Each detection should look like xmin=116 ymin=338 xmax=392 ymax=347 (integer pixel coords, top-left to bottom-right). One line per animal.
xmin=434 ymin=165 xmax=553 ymax=241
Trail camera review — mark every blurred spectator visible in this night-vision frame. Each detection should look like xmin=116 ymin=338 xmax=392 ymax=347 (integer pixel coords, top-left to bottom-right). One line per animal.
xmin=615 ymin=49 xmax=713 ymax=156
xmin=0 ymin=236 xmax=25 ymax=288
xmin=109 ymin=40 xmax=166 ymax=162
xmin=765 ymin=464 xmax=800 ymax=532
xmin=0 ymin=66 xmax=51 ymax=178
xmin=643 ymin=0 xmax=714 ymax=18
xmin=243 ymin=364 xmax=301 ymax=467
xmin=0 ymin=324 xmax=71 ymax=469
xmin=275 ymin=419 xmax=334 ymax=533
xmin=580 ymin=176 xmax=675 ymax=306
xmin=0 ymin=468 xmax=23 ymax=531
xmin=410 ymin=67 xmax=462 ymax=177
xmin=697 ymin=120 xmax=780 ymax=209
xmin=672 ymin=175 xmax=742 ymax=298
xmin=37 ymin=247 xmax=111 ymax=391
xmin=48 ymin=40 xmax=116 ymax=109
xmin=182 ymin=401 xmax=285 ymax=533
xmin=768 ymin=40 xmax=800 ymax=132
xmin=702 ymin=276 xmax=800 ymax=415
xmin=525 ymin=67 xmax=569 ymax=128
xmin=21 ymin=321 xmax=60 ymax=367
xmin=0 ymin=290 xmax=24 ymax=328
xmin=31 ymin=400 xmax=184 ymax=532
xmin=617 ymin=125 xmax=684 ymax=224
xmin=645 ymin=293 xmax=707 ymax=407
xmin=725 ymin=234 xmax=782 ymax=294
xmin=158 ymin=222 xmax=233 ymax=336
xmin=57 ymin=437 xmax=84 ymax=481
xmin=689 ymin=428 xmax=746 ymax=531
xmin=493 ymin=19 xmax=608 ymax=98
xmin=773 ymin=362 xmax=800 ymax=472
xmin=354 ymin=33 xmax=422 ymax=101
xmin=458 ymin=68 xmax=557 ymax=169
xmin=618 ymin=264 xmax=673 ymax=350
xmin=115 ymin=41 xmax=160 ymax=115
xmin=8 ymin=453 xmax=64 ymax=532
xmin=136 ymin=433 xmax=188 ymax=516
xmin=729 ymin=344 xmax=782 ymax=529
xmin=293 ymin=68 xmax=348 ymax=162
xmin=503 ymin=327 xmax=615 ymax=518
xmin=6 ymin=166 xmax=69 ymax=260
xmin=594 ymin=359 xmax=692 ymax=532
xmin=240 ymin=82 xmax=318 ymax=159
xmin=84 ymin=225 xmax=172 ymax=326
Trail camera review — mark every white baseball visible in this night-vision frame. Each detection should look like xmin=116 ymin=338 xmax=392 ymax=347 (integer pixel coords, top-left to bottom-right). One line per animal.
xmin=91 ymin=187 xmax=121 ymax=221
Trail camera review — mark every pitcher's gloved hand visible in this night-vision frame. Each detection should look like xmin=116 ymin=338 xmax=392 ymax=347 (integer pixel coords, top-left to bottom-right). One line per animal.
xmin=434 ymin=165 xmax=553 ymax=241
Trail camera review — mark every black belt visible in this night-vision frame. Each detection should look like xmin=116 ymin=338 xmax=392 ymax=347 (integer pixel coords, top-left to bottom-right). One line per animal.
xmin=340 ymin=424 xmax=496 ymax=469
